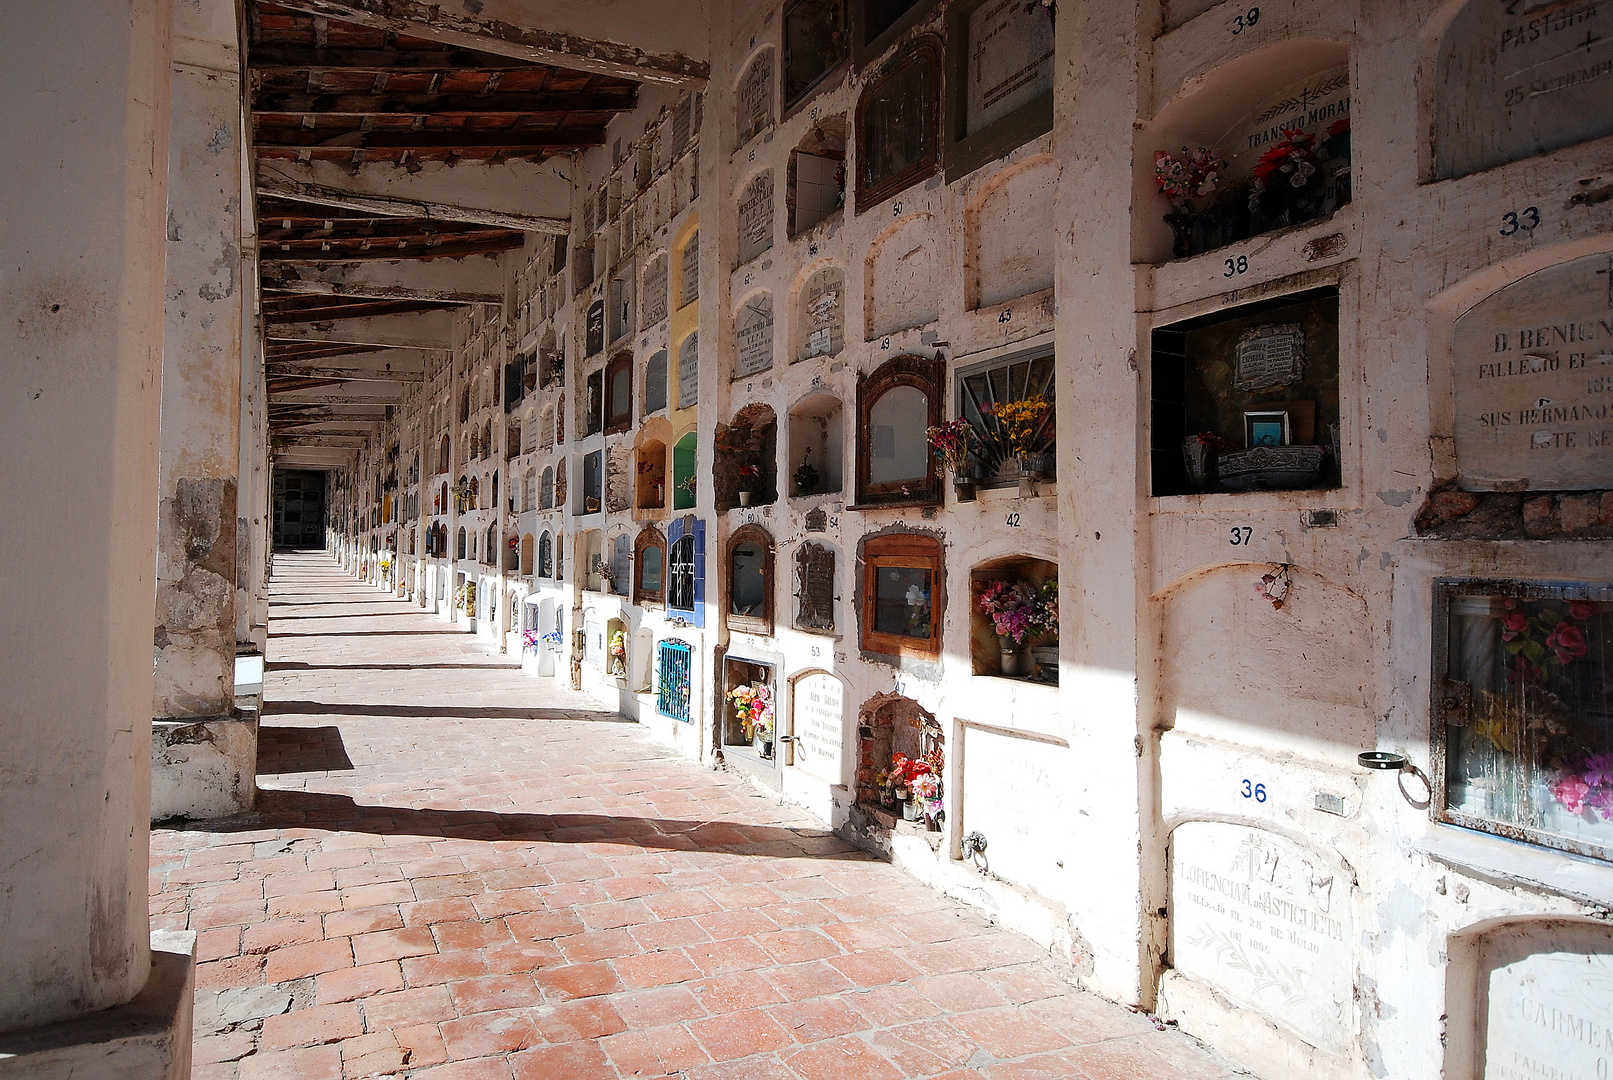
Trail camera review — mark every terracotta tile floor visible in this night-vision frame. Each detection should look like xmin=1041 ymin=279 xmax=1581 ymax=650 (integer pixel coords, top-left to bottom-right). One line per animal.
xmin=152 ymin=552 xmax=1248 ymax=1080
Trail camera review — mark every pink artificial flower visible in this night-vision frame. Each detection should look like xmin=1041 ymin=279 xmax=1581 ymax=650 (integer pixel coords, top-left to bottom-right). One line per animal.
xmin=1583 ymin=754 xmax=1613 ymax=788
xmin=1501 ymin=612 xmax=1529 ymax=641
xmin=1554 ymin=774 xmax=1591 ymax=813
xmin=1587 ymin=786 xmax=1613 ymax=821
xmin=1546 ymin=622 xmax=1588 ymax=664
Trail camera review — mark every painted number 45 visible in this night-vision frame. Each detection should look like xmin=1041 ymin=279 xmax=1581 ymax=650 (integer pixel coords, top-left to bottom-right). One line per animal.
xmin=1241 ymin=779 xmax=1268 ymax=803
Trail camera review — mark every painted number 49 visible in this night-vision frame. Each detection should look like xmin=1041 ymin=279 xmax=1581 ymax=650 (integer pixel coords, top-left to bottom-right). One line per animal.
xmin=1241 ymin=779 xmax=1268 ymax=802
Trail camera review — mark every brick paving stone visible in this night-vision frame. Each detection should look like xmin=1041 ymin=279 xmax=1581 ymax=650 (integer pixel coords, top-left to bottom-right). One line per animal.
xmin=155 ymin=556 xmax=1250 ymax=1080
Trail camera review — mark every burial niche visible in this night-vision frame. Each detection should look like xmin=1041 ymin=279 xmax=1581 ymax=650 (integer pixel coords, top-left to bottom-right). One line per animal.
xmin=795 ymin=541 xmax=837 ymax=632
xmin=1450 ymin=252 xmax=1613 ymax=494
xmin=738 ymin=171 xmax=776 ymax=265
xmin=1142 ymin=41 xmax=1350 ymax=262
xmin=737 ymin=49 xmax=775 ymax=147
xmin=787 ymin=392 xmax=844 ymax=496
xmin=641 ymin=254 xmax=669 ymax=329
xmin=854 ymin=693 xmax=939 ymax=816
xmin=714 ymin=404 xmax=779 ymax=511
xmin=677 ymin=333 xmax=700 ymax=409
xmin=791 ymin=671 xmax=845 ymax=785
xmin=967 ymin=157 xmax=1056 ymax=309
xmin=789 ymin=116 xmax=848 ymax=238
xmin=855 ymin=36 xmax=942 ymax=211
xmin=1434 ymin=1 xmax=1613 ymax=181
xmin=735 ymin=293 xmax=776 ymax=379
xmin=643 ymin=349 xmax=669 ymax=416
xmin=1150 ymin=286 xmax=1341 ymax=497
xmin=798 ymin=266 xmax=845 ymax=361
xmin=783 ymin=0 xmax=848 ymax=110
xmin=865 ymin=214 xmax=939 ymax=339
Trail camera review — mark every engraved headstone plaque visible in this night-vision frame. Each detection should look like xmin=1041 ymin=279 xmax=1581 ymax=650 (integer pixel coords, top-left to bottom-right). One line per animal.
xmin=735 ymin=294 xmax=775 ymax=378
xmin=738 ymin=50 xmax=774 ymax=146
xmin=1233 ymin=324 xmax=1307 ymax=391
xmin=672 ymin=96 xmax=693 ymax=155
xmin=961 ymin=729 xmax=1070 ymax=900
xmin=1435 ymin=1 xmax=1613 ymax=180
xmin=1170 ymin=821 xmax=1351 ymax=1054
xmin=642 ymin=254 xmax=669 ymax=328
xmin=795 ymin=542 xmax=835 ymax=631
xmin=791 ymin=671 xmax=844 ymax=784
xmin=804 ymin=507 xmax=828 ymax=532
xmin=678 ymin=333 xmax=700 ymax=409
xmin=966 ymin=0 xmax=1055 ymax=135
xmin=585 ymin=615 xmax=603 ymax=666
xmin=1480 ymin=929 xmax=1613 ymax=1080
xmin=644 ymin=350 xmax=669 ymax=415
xmin=799 ymin=266 xmax=845 ymax=360
xmin=1453 ymin=252 xmax=1613 ymax=491
xmin=739 ymin=172 xmax=775 ymax=265
xmin=1232 ymin=67 xmax=1350 ymax=177
xmin=680 ymin=231 xmax=700 ymax=307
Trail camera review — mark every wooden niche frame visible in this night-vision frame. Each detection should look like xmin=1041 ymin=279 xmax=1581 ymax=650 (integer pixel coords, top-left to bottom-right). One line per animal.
xmin=604 ymin=352 xmax=633 ymax=435
xmin=633 ymin=525 xmax=666 ymax=606
xmin=726 ymin=523 xmax=776 ymax=636
xmin=860 ymin=532 xmax=942 ymax=658
xmin=854 ymin=34 xmax=942 ymax=213
xmin=854 ymin=352 xmax=943 ymax=508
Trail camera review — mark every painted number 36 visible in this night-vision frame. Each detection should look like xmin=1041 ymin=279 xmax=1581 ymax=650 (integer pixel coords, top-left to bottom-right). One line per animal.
xmin=1241 ymin=779 xmax=1268 ymax=803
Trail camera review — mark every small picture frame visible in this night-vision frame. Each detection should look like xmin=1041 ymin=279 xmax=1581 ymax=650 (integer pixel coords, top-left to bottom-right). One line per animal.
xmin=1244 ymin=410 xmax=1291 ymax=449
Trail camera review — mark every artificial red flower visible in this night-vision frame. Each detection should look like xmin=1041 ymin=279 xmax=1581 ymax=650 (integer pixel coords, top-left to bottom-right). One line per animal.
xmin=1546 ymin=622 xmax=1588 ymax=664
xmin=1501 ymin=612 xmax=1530 ymax=641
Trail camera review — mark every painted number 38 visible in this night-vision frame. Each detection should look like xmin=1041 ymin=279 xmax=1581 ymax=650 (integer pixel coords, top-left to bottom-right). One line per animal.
xmin=1241 ymin=779 xmax=1268 ymax=803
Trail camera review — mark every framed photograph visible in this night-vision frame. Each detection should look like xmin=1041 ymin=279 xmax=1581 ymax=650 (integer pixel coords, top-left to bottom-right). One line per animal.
xmin=1244 ymin=410 xmax=1291 ymax=449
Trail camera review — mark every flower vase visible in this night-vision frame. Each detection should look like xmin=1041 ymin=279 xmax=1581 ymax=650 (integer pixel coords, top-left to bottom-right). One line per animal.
xmin=998 ymin=638 xmax=1021 ymax=676
xmin=1016 ymin=459 xmax=1038 ymax=498
xmin=952 ymin=474 xmax=976 ymax=503
xmin=1164 ymin=210 xmax=1195 ymax=259
xmin=1182 ymin=436 xmax=1214 ymax=492
xmin=754 ymin=732 xmax=773 ymax=759
xmin=738 ymin=490 xmax=752 ymax=507
xmin=903 ymin=799 xmax=922 ymax=822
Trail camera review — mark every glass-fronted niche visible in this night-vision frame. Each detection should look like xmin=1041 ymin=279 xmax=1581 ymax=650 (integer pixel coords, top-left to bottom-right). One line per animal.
xmin=1150 ymin=285 xmax=1341 ymax=497
xmin=1435 ymin=580 xmax=1613 ymax=861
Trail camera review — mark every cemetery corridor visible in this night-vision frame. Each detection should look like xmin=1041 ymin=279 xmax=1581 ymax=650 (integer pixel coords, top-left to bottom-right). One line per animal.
xmin=150 ymin=552 xmax=1245 ymax=1080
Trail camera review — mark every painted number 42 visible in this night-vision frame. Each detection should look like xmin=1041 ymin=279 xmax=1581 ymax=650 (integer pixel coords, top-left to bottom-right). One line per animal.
xmin=1241 ymin=779 xmax=1268 ymax=802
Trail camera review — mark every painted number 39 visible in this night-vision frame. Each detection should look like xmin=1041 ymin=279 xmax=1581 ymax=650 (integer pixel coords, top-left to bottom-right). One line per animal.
xmin=1231 ymin=6 xmax=1260 ymax=33
xmin=1242 ymin=779 xmax=1268 ymax=803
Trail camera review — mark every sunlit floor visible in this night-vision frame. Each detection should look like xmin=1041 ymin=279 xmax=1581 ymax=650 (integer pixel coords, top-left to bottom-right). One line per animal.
xmin=151 ymin=551 xmax=1249 ymax=1080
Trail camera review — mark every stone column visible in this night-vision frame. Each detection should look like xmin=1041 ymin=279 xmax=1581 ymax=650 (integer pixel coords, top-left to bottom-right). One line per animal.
xmin=0 ymin=0 xmax=195 ymax=1065
xmin=150 ymin=9 xmax=256 ymax=820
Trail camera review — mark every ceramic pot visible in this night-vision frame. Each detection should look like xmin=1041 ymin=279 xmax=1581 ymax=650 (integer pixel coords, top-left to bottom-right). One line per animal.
xmin=738 ymin=490 xmax=752 ymax=506
xmin=903 ymin=799 xmax=923 ymax=822
xmin=999 ymin=646 xmax=1021 ymax=676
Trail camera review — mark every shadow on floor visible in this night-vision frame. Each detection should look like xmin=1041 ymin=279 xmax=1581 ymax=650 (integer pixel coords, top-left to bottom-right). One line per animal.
xmin=268 ymin=629 xmax=469 ymax=638
xmin=269 ymin=610 xmax=431 ymax=620
xmin=257 ymin=725 xmax=355 ymax=774
xmin=263 ymin=700 xmax=630 ymax=722
xmin=161 ymin=787 xmax=874 ymax=862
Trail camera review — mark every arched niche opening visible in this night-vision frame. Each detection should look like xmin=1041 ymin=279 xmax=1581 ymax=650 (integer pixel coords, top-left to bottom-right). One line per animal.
xmin=610 ymin=533 xmax=632 ymax=598
xmin=438 ymin=435 xmax=451 ymax=474
xmin=727 ymin=524 xmax=775 ymax=635
xmin=1137 ymin=39 xmax=1350 ymax=264
xmin=966 ymin=156 xmax=1056 ymax=310
xmin=578 ymin=529 xmax=606 ymax=593
xmin=738 ymin=170 xmax=775 ymax=265
xmin=736 ymin=48 xmax=775 ymax=149
xmin=604 ymin=616 xmax=627 ymax=677
xmin=854 ymin=692 xmax=941 ymax=815
xmin=787 ymin=392 xmax=843 ymax=497
xmin=633 ymin=526 xmax=665 ymax=606
xmin=455 ymin=526 xmax=467 ymax=561
xmin=537 ymin=531 xmax=553 ymax=578
xmin=968 ymin=555 xmax=1058 ymax=681
xmin=797 ymin=265 xmax=845 ymax=362
xmin=518 ymin=533 xmax=534 ymax=576
xmin=636 ymin=438 xmax=668 ymax=510
xmin=643 ymin=349 xmax=669 ymax=416
xmin=672 ymin=432 xmax=698 ymax=510
xmin=788 ymin=114 xmax=847 ymax=238
xmin=714 ymin=404 xmax=779 ymax=511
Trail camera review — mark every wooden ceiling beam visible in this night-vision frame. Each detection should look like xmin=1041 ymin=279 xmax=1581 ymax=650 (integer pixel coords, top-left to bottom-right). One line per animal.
xmin=261 ymin=233 xmax=524 ymax=262
xmin=257 ymin=170 xmax=569 ymax=234
xmin=253 ymin=129 xmax=599 ymax=154
xmin=252 ymin=89 xmax=635 ymax=116
xmin=250 ymin=44 xmax=549 ymax=72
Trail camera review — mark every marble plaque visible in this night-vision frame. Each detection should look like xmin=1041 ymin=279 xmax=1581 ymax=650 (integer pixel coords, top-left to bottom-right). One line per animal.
xmin=738 ymin=50 xmax=774 ymax=146
xmin=1483 ymin=944 xmax=1613 ymax=1080
xmin=792 ymin=672 xmax=844 ymax=784
xmin=966 ymin=0 xmax=1055 ymax=135
xmin=585 ymin=616 xmax=603 ymax=666
xmin=678 ymin=333 xmax=700 ymax=409
xmin=642 ymin=255 xmax=669 ymax=328
xmin=1230 ymin=67 xmax=1350 ymax=178
xmin=1453 ymin=252 xmax=1613 ymax=491
xmin=681 ymin=231 xmax=700 ymax=307
xmin=800 ymin=267 xmax=844 ymax=361
xmin=1436 ymin=1 xmax=1613 ymax=180
xmin=644 ymin=350 xmax=669 ymax=415
xmin=960 ymin=728 xmax=1070 ymax=900
xmin=1170 ymin=821 xmax=1351 ymax=1055
xmin=736 ymin=294 xmax=775 ymax=378
xmin=739 ymin=172 xmax=775 ymax=265
xmin=795 ymin=542 xmax=835 ymax=631
xmin=1234 ymin=324 xmax=1307 ymax=391
xmin=672 ymin=96 xmax=692 ymax=155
